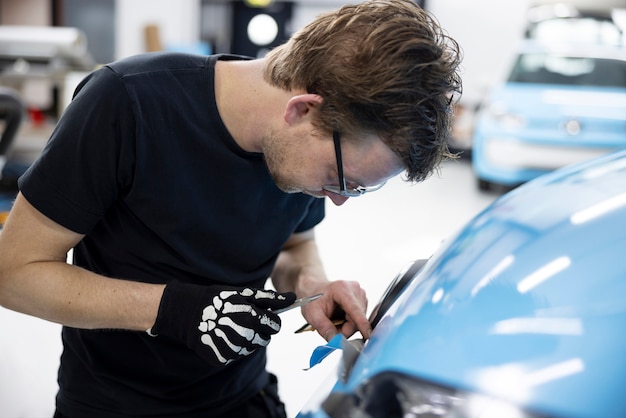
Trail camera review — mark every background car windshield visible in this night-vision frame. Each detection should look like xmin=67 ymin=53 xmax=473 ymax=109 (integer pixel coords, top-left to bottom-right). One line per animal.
xmin=508 ymin=53 xmax=626 ymax=88
xmin=528 ymin=17 xmax=623 ymax=45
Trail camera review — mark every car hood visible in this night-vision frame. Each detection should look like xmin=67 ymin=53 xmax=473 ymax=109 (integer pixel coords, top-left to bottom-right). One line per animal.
xmin=490 ymin=83 xmax=626 ymax=122
xmin=348 ymin=150 xmax=626 ymax=417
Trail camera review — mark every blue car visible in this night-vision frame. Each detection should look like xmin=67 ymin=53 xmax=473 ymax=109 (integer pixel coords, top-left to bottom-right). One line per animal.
xmin=472 ymin=41 xmax=626 ymax=191
xmin=298 ymin=149 xmax=626 ymax=418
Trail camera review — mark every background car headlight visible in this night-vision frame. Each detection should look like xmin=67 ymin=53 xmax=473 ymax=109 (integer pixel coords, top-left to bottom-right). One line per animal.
xmin=322 ymin=372 xmax=552 ymax=418
xmin=483 ymin=101 xmax=527 ymax=130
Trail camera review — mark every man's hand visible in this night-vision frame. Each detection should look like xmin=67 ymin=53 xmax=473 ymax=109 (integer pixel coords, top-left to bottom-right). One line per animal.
xmin=270 ymin=229 xmax=370 ymax=341
xmin=149 ymin=282 xmax=296 ymax=366
xmin=300 ymin=280 xmax=370 ymax=341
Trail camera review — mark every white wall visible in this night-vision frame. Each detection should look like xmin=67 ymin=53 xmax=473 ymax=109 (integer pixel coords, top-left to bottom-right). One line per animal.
xmin=428 ymin=0 xmax=532 ymax=104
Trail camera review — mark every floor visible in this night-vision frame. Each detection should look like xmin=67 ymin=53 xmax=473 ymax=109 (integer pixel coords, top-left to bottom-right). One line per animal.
xmin=0 ymin=158 xmax=500 ymax=418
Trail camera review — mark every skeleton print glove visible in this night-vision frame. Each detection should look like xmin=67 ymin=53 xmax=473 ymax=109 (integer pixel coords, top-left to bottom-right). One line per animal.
xmin=149 ymin=281 xmax=296 ymax=367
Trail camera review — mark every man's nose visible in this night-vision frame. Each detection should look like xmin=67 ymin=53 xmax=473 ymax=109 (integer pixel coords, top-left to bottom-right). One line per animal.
xmin=324 ymin=191 xmax=350 ymax=206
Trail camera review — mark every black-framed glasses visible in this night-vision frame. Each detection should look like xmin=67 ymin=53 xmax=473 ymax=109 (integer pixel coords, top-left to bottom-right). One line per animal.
xmin=322 ymin=131 xmax=386 ymax=197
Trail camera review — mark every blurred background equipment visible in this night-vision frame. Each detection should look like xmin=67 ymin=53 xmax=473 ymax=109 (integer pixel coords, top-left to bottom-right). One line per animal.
xmin=0 ymin=25 xmax=96 ymax=192
xmin=0 ymin=87 xmax=24 ymax=228
xmin=0 ymin=87 xmax=25 ymax=185
xmin=0 ymin=23 xmax=96 ymax=118
xmin=231 ymin=1 xmax=293 ymax=58
xmin=0 ymin=25 xmax=95 ymax=84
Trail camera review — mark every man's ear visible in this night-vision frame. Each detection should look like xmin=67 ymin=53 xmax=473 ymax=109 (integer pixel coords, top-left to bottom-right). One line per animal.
xmin=284 ymin=94 xmax=323 ymax=125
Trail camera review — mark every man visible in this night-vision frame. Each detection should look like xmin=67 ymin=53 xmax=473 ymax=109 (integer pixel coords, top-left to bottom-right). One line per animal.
xmin=0 ymin=0 xmax=461 ymax=416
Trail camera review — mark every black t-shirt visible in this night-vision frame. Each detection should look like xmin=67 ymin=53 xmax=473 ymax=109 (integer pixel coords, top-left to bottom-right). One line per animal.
xmin=18 ymin=52 xmax=325 ymax=417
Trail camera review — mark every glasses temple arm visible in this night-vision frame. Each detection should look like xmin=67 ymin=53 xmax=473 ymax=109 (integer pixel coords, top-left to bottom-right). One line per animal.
xmin=333 ymin=131 xmax=347 ymax=192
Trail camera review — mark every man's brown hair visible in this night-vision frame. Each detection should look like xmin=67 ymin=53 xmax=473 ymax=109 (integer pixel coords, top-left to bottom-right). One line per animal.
xmin=264 ymin=0 xmax=463 ymax=182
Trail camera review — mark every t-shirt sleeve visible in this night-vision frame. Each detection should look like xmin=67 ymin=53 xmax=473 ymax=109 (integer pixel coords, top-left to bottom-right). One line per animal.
xmin=18 ymin=66 xmax=136 ymax=234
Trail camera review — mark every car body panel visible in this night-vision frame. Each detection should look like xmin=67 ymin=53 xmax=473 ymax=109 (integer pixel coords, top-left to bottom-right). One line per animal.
xmin=298 ymin=149 xmax=626 ymax=418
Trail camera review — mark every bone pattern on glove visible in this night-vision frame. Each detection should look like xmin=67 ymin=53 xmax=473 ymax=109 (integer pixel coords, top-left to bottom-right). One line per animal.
xmin=196 ymin=288 xmax=284 ymax=365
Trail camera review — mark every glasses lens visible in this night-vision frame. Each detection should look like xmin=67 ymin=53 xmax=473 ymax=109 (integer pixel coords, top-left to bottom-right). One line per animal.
xmin=326 ymin=131 xmax=387 ymax=198
xmin=322 ymin=185 xmax=363 ymax=197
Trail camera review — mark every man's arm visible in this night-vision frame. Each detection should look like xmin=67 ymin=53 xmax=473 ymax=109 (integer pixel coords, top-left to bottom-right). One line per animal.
xmin=271 ymin=229 xmax=372 ymax=341
xmin=0 ymin=192 xmax=164 ymax=331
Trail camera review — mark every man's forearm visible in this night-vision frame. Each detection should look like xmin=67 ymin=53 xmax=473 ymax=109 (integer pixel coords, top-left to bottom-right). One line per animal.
xmin=271 ymin=231 xmax=329 ymax=297
xmin=0 ymin=193 xmax=165 ymax=332
xmin=0 ymin=260 xmax=165 ymax=331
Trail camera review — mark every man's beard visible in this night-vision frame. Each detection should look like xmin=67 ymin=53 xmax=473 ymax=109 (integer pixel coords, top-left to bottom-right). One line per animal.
xmin=261 ymin=131 xmax=300 ymax=194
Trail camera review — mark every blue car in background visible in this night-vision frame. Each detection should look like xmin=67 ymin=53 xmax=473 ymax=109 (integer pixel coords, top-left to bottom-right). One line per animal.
xmin=472 ymin=41 xmax=626 ymax=191
xmin=298 ymin=149 xmax=626 ymax=418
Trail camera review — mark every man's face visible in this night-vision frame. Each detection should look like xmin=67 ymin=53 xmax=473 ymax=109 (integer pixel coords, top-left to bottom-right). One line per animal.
xmin=261 ymin=127 xmax=404 ymax=206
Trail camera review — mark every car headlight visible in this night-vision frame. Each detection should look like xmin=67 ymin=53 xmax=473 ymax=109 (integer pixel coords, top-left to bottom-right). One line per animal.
xmin=494 ymin=112 xmax=526 ymax=130
xmin=321 ymin=372 xmax=551 ymax=418
xmin=482 ymin=101 xmax=526 ymax=130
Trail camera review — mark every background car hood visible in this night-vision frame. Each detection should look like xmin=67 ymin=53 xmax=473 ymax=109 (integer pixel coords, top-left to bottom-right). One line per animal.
xmin=349 ymin=150 xmax=626 ymax=417
xmin=491 ymin=83 xmax=626 ymax=124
